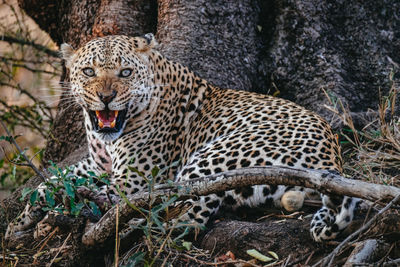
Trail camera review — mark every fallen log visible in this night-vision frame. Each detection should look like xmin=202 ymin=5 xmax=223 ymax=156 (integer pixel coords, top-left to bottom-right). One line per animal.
xmin=82 ymin=166 xmax=400 ymax=246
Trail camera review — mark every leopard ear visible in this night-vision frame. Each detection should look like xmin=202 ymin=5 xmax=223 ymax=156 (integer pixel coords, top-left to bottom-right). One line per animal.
xmin=131 ymin=33 xmax=157 ymax=52
xmin=60 ymin=43 xmax=75 ymax=68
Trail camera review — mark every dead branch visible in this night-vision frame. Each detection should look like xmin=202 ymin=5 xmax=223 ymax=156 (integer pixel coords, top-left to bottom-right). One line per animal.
xmin=0 ymin=120 xmax=46 ymax=182
xmin=343 ymin=239 xmax=390 ymax=267
xmin=0 ymin=35 xmax=59 ymax=57
xmin=82 ymin=166 xmax=400 ymax=246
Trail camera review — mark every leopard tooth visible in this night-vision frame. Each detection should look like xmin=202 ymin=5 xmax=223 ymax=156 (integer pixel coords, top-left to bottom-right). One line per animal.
xmin=110 ymin=120 xmax=116 ymax=128
xmin=98 ymin=120 xmax=104 ymax=128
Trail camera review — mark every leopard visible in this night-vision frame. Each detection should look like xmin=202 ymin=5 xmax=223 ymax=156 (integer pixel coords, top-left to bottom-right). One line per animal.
xmin=5 ymin=34 xmax=361 ymax=243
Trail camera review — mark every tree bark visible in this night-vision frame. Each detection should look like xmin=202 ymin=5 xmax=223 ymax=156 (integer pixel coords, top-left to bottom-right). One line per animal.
xmin=264 ymin=0 xmax=400 ymax=126
xmin=156 ymin=0 xmax=267 ymax=93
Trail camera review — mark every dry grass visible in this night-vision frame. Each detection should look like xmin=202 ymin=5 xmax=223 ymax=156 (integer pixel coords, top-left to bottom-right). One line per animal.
xmin=324 ymin=73 xmax=400 ymax=187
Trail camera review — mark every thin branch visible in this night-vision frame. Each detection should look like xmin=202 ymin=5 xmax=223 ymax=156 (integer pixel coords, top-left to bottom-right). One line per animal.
xmin=181 ymin=253 xmax=261 ymax=267
xmin=0 ymin=35 xmax=59 ymax=57
xmin=11 ymin=63 xmax=60 ymax=76
xmin=313 ymin=194 xmax=400 ymax=267
xmin=48 ymin=232 xmax=71 ymax=267
xmin=82 ymin=166 xmax=400 ymax=246
xmin=0 ymin=120 xmax=46 ymax=182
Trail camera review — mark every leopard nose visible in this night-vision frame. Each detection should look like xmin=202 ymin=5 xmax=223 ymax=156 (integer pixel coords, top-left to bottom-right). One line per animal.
xmin=97 ymin=90 xmax=117 ymax=105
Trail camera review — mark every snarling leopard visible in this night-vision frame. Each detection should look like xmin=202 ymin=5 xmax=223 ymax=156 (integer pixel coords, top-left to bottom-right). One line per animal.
xmin=6 ymin=34 xmax=361 ymax=242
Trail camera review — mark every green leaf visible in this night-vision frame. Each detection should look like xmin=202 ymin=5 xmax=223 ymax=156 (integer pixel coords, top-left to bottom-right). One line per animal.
xmin=87 ymin=171 xmax=96 ymax=177
xmin=63 ymin=181 xmax=75 ymax=199
xmin=127 ymin=166 xmax=145 ymax=178
xmin=55 ymin=207 xmax=64 ymax=214
xmin=99 ymin=176 xmax=110 ymax=185
xmin=151 ymin=165 xmax=160 ymax=178
xmin=268 ymin=251 xmax=279 ymax=260
xmin=88 ymin=201 xmax=101 ymax=217
xmin=71 ymin=202 xmax=84 ymax=216
xmin=75 ymin=177 xmax=86 ymax=186
xmin=29 ymin=190 xmax=39 ymax=206
xmin=152 ymin=195 xmax=178 ymax=213
xmin=182 ymin=241 xmax=192 ymax=251
xmin=45 ymin=190 xmax=55 ymax=207
xmin=20 ymin=187 xmax=33 ymax=201
xmin=48 ymin=167 xmax=59 ymax=177
xmin=150 ymin=213 xmax=165 ymax=234
xmin=0 ymin=135 xmax=13 ymax=143
xmin=117 ymin=186 xmax=145 ymax=216
xmin=246 ymin=249 xmax=273 ymax=262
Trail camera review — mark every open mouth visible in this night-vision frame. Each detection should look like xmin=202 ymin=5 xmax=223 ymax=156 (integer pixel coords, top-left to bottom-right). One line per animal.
xmin=89 ymin=109 xmax=127 ymax=133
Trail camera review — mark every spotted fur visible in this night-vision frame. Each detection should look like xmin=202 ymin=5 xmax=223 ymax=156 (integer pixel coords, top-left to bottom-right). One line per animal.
xmin=6 ymin=34 xmax=360 ymax=242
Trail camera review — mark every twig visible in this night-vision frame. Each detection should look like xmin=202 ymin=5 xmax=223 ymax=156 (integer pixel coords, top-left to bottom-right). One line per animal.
xmin=182 ymin=253 xmax=261 ymax=266
xmin=383 ymin=258 xmax=400 ymax=266
xmin=11 ymin=63 xmax=59 ymax=76
xmin=304 ymin=250 xmax=315 ymax=266
xmin=0 ymin=35 xmax=59 ymax=57
xmin=0 ymin=120 xmax=46 ymax=182
xmin=282 ymin=254 xmax=291 ymax=267
xmin=313 ymin=194 xmax=400 ymax=267
xmin=114 ymin=204 xmax=119 ymax=267
xmin=48 ymin=232 xmax=71 ymax=267
xmin=160 ymin=251 xmax=172 ymax=267
xmin=33 ymin=226 xmax=59 ymax=265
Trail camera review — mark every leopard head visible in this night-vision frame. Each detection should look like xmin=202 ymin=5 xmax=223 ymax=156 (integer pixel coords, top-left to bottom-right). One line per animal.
xmin=61 ymin=34 xmax=157 ymax=142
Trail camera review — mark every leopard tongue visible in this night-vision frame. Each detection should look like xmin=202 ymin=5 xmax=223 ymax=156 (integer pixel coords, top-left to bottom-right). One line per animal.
xmin=95 ymin=110 xmax=118 ymax=128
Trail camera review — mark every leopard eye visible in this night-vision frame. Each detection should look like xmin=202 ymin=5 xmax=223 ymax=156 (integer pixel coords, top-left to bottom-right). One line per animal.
xmin=82 ymin=67 xmax=95 ymax=77
xmin=119 ymin=68 xmax=133 ymax=78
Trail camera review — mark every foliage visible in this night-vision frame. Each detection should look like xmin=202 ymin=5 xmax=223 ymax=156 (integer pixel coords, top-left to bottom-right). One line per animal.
xmin=21 ymin=161 xmax=106 ymax=218
xmin=118 ymin=161 xmax=196 ymax=267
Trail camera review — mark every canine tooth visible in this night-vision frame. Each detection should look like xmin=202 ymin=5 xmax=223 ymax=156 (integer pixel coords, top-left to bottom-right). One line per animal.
xmin=114 ymin=110 xmax=118 ymax=117
xmin=111 ymin=120 xmax=116 ymax=128
xmin=95 ymin=110 xmax=100 ymax=117
xmin=98 ymin=120 xmax=104 ymax=128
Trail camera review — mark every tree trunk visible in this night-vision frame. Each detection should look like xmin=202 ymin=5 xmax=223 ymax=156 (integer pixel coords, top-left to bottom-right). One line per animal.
xmin=264 ymin=0 xmax=400 ymax=127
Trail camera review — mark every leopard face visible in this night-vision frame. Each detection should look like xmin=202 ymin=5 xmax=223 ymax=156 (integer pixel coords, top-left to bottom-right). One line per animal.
xmin=61 ymin=35 xmax=156 ymax=142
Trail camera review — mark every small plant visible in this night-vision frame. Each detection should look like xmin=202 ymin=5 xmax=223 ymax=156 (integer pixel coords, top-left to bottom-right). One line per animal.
xmin=118 ymin=161 xmax=196 ymax=267
xmin=21 ymin=162 xmax=109 ymax=218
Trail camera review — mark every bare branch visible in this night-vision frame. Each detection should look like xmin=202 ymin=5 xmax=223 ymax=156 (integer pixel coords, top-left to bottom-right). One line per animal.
xmin=0 ymin=35 xmax=59 ymax=57
xmin=10 ymin=63 xmax=60 ymax=76
xmin=82 ymin=166 xmax=400 ymax=246
xmin=0 ymin=120 xmax=46 ymax=182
